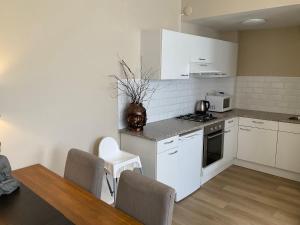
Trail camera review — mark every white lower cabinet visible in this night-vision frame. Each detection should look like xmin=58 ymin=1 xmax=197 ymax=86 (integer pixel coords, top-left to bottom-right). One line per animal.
xmin=236 ymin=119 xmax=300 ymax=180
xmin=237 ymin=126 xmax=277 ymax=167
xmin=223 ymin=118 xmax=238 ymax=163
xmin=276 ymin=123 xmax=300 ymax=173
xmin=177 ymin=130 xmax=203 ymax=201
xmin=121 ymin=129 xmax=203 ymax=202
xmin=157 ymin=148 xmax=180 ymax=192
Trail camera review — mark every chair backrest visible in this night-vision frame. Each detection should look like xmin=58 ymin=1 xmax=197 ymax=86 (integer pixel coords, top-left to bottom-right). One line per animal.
xmin=64 ymin=149 xmax=104 ymax=199
xmin=115 ymin=170 xmax=175 ymax=225
xmin=0 ymin=155 xmax=11 ymax=179
xmin=98 ymin=137 xmax=120 ymax=160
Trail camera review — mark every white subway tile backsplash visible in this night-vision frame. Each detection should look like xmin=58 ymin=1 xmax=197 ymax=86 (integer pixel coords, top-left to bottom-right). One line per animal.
xmin=118 ymin=77 xmax=236 ymax=128
xmin=236 ymin=76 xmax=300 ymax=115
xmin=118 ymin=75 xmax=300 ymax=129
xmin=271 ymin=82 xmax=284 ymax=88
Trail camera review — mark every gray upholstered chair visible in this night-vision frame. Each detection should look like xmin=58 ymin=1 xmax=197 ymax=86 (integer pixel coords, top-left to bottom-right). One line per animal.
xmin=115 ymin=170 xmax=176 ymax=225
xmin=64 ymin=149 xmax=104 ymax=199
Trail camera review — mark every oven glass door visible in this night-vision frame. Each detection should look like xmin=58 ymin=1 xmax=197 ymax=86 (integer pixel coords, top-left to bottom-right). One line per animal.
xmin=203 ymin=130 xmax=224 ymax=167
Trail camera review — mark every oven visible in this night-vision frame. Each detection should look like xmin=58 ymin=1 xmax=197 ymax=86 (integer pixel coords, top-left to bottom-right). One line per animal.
xmin=203 ymin=121 xmax=225 ymax=167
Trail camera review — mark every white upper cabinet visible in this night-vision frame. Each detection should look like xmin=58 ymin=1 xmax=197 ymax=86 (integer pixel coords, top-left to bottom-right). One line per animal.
xmin=189 ymin=37 xmax=238 ymax=77
xmin=213 ymin=39 xmax=238 ymax=76
xmin=141 ymin=29 xmax=238 ymax=80
xmin=188 ymin=35 xmax=213 ymax=64
xmin=141 ymin=29 xmax=190 ymax=80
xmin=161 ymin=30 xmax=191 ymax=79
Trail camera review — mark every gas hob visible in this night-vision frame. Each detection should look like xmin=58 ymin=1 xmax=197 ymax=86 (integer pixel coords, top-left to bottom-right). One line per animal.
xmin=176 ymin=113 xmax=217 ymax=122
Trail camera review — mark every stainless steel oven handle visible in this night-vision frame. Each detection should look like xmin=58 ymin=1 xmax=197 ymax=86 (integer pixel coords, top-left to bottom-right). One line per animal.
xmin=207 ymin=132 xmax=224 ymax=139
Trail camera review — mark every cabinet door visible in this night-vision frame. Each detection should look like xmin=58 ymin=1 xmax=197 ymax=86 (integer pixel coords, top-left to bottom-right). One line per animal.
xmin=276 ymin=132 xmax=300 ymax=173
xmin=177 ymin=131 xmax=202 ymax=201
xmin=224 ymin=124 xmax=238 ymax=163
xmin=157 ymin=147 xmax=179 ymax=190
xmin=188 ymin=35 xmax=213 ymax=63
xmin=161 ymin=30 xmax=190 ymax=80
xmin=237 ymin=126 xmax=277 ymax=167
xmin=212 ymin=39 xmax=238 ymax=76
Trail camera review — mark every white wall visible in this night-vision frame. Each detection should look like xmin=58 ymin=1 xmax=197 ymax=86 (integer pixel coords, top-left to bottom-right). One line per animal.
xmin=118 ymin=77 xmax=236 ymax=128
xmin=0 ymin=0 xmax=181 ymax=174
xmin=236 ymin=76 xmax=300 ymax=114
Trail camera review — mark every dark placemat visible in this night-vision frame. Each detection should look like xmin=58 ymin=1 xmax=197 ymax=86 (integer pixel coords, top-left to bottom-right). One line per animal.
xmin=0 ymin=183 xmax=74 ymax=225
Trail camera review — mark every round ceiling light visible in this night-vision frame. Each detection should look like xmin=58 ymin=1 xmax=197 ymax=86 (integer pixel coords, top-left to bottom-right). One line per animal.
xmin=242 ymin=18 xmax=267 ymax=25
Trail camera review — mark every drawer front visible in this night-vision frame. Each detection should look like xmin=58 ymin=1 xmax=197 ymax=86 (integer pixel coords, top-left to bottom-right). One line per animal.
xmin=157 ymin=136 xmax=179 ymax=154
xmin=278 ymin=122 xmax=300 ymax=134
xmin=156 ymin=147 xmax=179 ymax=190
xmin=239 ymin=117 xmax=278 ymax=130
xmin=225 ymin=117 xmax=238 ymax=129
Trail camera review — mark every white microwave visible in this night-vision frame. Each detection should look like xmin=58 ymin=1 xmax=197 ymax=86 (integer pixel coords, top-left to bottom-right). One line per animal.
xmin=206 ymin=93 xmax=232 ymax=112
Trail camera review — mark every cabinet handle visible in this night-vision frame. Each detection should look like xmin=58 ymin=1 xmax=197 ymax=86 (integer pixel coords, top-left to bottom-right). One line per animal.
xmin=181 ymin=74 xmax=189 ymax=77
xmin=240 ymin=128 xmax=251 ymax=132
xmin=198 ymin=58 xmax=206 ymax=61
xmin=228 ymin=120 xmax=234 ymax=124
xmin=168 ymin=150 xmax=178 ymax=155
xmin=252 ymin=121 xmax=264 ymax=124
xmin=164 ymin=140 xmax=174 ymax=145
xmin=184 ymin=134 xmax=201 ymax=139
xmin=224 ymin=130 xmax=231 ymax=134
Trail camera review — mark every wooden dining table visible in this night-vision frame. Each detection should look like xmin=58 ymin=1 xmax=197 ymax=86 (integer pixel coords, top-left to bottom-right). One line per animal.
xmin=6 ymin=164 xmax=141 ymax=225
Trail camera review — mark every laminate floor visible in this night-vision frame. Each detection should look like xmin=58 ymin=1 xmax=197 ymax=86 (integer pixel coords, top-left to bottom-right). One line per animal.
xmin=173 ymin=165 xmax=300 ymax=225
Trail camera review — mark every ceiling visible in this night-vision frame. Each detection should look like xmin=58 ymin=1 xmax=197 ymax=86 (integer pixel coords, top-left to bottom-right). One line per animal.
xmin=189 ymin=4 xmax=300 ymax=31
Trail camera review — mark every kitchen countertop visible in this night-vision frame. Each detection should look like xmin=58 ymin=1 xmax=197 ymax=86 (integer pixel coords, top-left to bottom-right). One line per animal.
xmin=119 ymin=109 xmax=300 ymax=141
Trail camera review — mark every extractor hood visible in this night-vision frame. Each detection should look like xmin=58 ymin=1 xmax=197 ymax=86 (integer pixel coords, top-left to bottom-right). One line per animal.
xmin=189 ymin=59 xmax=229 ymax=78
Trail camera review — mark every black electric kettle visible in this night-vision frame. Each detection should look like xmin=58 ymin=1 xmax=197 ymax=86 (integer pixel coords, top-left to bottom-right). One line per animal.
xmin=195 ymin=100 xmax=210 ymax=114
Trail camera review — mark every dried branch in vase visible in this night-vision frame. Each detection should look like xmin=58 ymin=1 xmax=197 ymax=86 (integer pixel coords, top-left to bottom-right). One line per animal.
xmin=110 ymin=59 xmax=157 ymax=132
xmin=110 ymin=60 xmax=157 ymax=104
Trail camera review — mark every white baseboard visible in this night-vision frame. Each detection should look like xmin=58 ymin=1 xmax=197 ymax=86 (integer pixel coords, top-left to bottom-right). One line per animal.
xmin=201 ymin=160 xmax=233 ymax=185
xmin=234 ymin=159 xmax=300 ymax=182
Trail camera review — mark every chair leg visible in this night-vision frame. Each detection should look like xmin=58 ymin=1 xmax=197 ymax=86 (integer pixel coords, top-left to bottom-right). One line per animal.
xmin=112 ymin=178 xmax=117 ymax=203
xmin=105 ymin=172 xmax=114 ymax=197
xmin=138 ymin=167 xmax=144 ymax=175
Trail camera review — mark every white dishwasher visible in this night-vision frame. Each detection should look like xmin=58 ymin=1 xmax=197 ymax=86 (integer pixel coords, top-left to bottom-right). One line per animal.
xmin=176 ymin=129 xmax=203 ymax=201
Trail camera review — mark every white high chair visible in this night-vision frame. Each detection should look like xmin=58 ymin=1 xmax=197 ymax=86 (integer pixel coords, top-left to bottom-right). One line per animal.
xmin=98 ymin=137 xmax=142 ymax=202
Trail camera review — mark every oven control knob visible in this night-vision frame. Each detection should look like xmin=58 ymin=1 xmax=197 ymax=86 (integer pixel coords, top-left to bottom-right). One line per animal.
xmin=219 ymin=125 xmax=221 ymax=128
xmin=215 ymin=126 xmax=218 ymax=130
xmin=210 ymin=127 xmax=214 ymax=131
